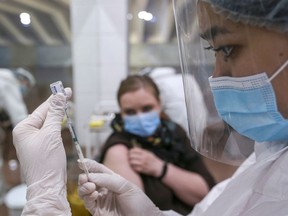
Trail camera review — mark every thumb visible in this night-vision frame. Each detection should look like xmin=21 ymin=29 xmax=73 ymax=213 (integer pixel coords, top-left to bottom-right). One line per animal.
xmin=13 ymin=95 xmax=53 ymax=144
xmin=18 ymin=95 xmax=52 ymax=130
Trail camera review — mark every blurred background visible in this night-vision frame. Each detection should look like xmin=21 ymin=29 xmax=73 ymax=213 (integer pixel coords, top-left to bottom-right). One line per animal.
xmin=0 ymin=1 xmax=237 ymax=215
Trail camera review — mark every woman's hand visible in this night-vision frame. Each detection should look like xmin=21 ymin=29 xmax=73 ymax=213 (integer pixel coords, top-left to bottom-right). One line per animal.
xmin=128 ymin=147 xmax=164 ymax=177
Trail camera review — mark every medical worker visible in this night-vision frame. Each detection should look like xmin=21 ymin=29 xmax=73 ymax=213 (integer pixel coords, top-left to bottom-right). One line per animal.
xmin=0 ymin=68 xmax=35 ymax=129
xmin=0 ymin=68 xmax=35 ymax=205
xmin=12 ymin=0 xmax=288 ymax=215
xmin=0 ymin=68 xmax=35 ymax=162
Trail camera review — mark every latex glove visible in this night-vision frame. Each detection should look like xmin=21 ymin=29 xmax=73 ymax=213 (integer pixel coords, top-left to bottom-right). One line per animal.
xmin=13 ymin=89 xmax=72 ymax=215
xmin=78 ymin=158 xmax=164 ymax=216
xmin=129 ymin=147 xmax=164 ymax=177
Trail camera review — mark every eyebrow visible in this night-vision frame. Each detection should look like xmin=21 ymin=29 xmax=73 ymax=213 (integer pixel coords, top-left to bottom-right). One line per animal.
xmin=200 ymin=26 xmax=231 ymax=41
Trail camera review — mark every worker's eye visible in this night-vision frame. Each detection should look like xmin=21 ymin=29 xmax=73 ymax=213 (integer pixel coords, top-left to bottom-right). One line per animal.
xmin=205 ymin=45 xmax=234 ymax=60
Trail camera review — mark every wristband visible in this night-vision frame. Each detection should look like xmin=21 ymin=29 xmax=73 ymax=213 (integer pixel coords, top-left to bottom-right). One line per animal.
xmin=158 ymin=161 xmax=168 ymax=180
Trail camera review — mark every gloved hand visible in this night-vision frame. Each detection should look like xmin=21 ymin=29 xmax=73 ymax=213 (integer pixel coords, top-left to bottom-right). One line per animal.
xmin=12 ymin=89 xmax=72 ymax=215
xmin=78 ymin=158 xmax=164 ymax=216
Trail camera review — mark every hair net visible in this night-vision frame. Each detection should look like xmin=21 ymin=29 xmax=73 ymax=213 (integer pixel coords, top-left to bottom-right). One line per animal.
xmin=202 ymin=0 xmax=288 ymax=32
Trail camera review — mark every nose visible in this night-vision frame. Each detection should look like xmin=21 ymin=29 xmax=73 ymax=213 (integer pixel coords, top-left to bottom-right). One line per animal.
xmin=133 ymin=111 xmax=146 ymax=116
xmin=212 ymin=55 xmax=231 ymax=77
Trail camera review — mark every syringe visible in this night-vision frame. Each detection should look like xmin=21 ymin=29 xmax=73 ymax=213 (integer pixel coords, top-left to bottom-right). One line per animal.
xmin=50 ymin=81 xmax=89 ymax=179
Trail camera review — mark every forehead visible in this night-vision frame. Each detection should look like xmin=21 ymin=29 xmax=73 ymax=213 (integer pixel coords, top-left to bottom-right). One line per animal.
xmin=197 ymin=2 xmax=244 ymax=41
xmin=119 ymin=88 xmax=159 ymax=108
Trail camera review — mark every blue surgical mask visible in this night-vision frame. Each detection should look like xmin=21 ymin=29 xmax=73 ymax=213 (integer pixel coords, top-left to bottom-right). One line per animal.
xmin=123 ymin=111 xmax=161 ymax=137
xmin=209 ymin=60 xmax=288 ymax=142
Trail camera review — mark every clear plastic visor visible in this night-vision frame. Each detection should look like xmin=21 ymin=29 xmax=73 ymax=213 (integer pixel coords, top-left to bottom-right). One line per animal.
xmin=173 ymin=0 xmax=254 ymax=165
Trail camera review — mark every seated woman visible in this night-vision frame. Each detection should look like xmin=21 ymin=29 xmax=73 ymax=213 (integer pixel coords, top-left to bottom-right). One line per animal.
xmin=99 ymin=75 xmax=215 ymax=215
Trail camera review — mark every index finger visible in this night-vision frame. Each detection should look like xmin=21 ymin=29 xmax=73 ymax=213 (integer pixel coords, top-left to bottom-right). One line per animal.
xmin=79 ymin=159 xmax=114 ymax=175
xmin=129 ymin=147 xmax=145 ymax=155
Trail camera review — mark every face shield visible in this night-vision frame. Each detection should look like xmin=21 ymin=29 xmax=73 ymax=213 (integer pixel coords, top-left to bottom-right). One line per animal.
xmin=173 ymin=0 xmax=256 ymax=165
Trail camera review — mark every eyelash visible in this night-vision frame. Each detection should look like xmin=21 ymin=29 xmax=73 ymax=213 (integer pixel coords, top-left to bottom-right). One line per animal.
xmin=205 ymin=45 xmax=234 ymax=60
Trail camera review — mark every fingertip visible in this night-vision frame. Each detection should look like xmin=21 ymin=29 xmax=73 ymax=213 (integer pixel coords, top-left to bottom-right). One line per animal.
xmin=79 ymin=158 xmax=96 ymax=171
xmin=64 ymin=87 xmax=72 ymax=99
xmin=90 ymin=191 xmax=99 ymax=200
xmin=78 ymin=173 xmax=88 ymax=184
xmin=78 ymin=159 xmax=89 ymax=171
xmin=78 ymin=181 xmax=96 ymax=195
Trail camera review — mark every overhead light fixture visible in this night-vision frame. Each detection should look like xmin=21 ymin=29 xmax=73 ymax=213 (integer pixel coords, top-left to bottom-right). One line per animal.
xmin=138 ymin=11 xmax=153 ymax=21
xmin=19 ymin=12 xmax=31 ymax=25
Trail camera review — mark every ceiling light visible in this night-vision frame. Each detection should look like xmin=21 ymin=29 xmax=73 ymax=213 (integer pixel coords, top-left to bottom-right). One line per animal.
xmin=20 ymin=12 xmax=31 ymax=25
xmin=138 ymin=11 xmax=153 ymax=21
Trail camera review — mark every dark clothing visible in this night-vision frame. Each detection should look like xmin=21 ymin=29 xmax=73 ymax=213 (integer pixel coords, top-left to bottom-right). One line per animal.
xmin=99 ymin=114 xmax=215 ymax=215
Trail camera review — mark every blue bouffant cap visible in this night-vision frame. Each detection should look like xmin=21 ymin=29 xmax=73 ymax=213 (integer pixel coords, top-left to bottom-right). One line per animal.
xmin=202 ymin=0 xmax=288 ymax=32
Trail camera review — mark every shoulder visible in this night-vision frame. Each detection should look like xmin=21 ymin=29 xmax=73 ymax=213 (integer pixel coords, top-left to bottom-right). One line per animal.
xmin=99 ymin=132 xmax=132 ymax=162
xmin=105 ymin=144 xmax=130 ymax=159
xmin=105 ymin=132 xmax=131 ymax=148
xmin=101 ymin=144 xmax=132 ymax=168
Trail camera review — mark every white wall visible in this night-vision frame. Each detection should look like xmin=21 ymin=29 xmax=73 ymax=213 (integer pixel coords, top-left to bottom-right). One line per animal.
xmin=71 ymin=0 xmax=128 ymax=145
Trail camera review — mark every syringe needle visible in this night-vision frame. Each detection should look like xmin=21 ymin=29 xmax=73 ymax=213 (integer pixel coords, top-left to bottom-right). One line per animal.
xmin=74 ymin=140 xmax=89 ymax=178
xmin=50 ymin=81 xmax=89 ymax=179
xmin=65 ymin=108 xmax=89 ymax=179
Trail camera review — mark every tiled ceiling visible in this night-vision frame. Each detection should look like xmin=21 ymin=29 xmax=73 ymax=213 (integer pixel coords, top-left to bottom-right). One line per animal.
xmin=0 ymin=0 xmax=70 ymax=46
xmin=0 ymin=0 xmax=176 ymax=46
xmin=129 ymin=0 xmax=177 ymax=44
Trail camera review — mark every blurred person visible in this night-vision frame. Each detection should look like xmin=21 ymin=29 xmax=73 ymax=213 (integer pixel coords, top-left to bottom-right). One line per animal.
xmin=0 ymin=68 xmax=35 ymax=161
xmin=139 ymin=67 xmax=189 ymax=133
xmin=140 ymin=67 xmax=205 ymax=135
xmin=99 ymin=75 xmax=215 ymax=215
xmin=0 ymin=68 xmax=35 ymax=130
xmin=0 ymin=68 xmax=35 ymax=205
xmin=140 ymin=67 xmax=210 ymax=147
xmin=10 ymin=0 xmax=288 ymax=215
